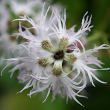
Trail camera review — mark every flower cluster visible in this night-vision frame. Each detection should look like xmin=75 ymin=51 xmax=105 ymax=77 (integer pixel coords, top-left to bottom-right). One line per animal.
xmin=1 ymin=3 xmax=110 ymax=106
xmin=0 ymin=0 xmax=42 ymax=62
xmin=0 ymin=0 xmax=62 ymax=64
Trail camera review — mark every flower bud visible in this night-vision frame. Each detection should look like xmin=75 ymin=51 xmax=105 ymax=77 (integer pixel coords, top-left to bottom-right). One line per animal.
xmin=41 ymin=40 xmax=54 ymax=52
xmin=64 ymin=53 xmax=77 ymax=63
xmin=38 ymin=56 xmax=54 ymax=67
xmin=53 ymin=60 xmax=63 ymax=76
xmin=59 ymin=37 xmax=69 ymax=50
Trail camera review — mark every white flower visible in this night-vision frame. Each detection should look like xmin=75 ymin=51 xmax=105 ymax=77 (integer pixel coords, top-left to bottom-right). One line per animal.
xmin=0 ymin=0 xmax=10 ymax=33
xmin=0 ymin=0 xmax=17 ymax=63
xmin=64 ymin=44 xmax=110 ymax=87
xmin=27 ymin=67 xmax=86 ymax=106
xmin=2 ymin=3 xmax=110 ymax=106
xmin=0 ymin=0 xmax=45 ymax=63
xmin=10 ymin=0 xmax=43 ymax=15
xmin=50 ymin=10 xmax=93 ymax=51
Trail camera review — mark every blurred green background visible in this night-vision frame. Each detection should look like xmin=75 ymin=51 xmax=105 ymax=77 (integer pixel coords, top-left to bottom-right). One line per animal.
xmin=0 ymin=0 xmax=110 ymax=110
